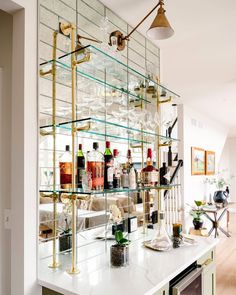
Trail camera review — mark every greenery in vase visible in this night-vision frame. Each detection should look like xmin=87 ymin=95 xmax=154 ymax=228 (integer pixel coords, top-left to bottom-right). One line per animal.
xmin=109 ymin=204 xmax=130 ymax=246
xmin=115 ymin=230 xmax=130 ymax=246
xmin=188 ymin=200 xmax=205 ymax=221
xmin=204 ymin=169 xmax=235 ymax=190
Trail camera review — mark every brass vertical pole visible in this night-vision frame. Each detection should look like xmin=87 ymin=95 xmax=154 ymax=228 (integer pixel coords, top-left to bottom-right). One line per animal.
xmin=49 ymin=31 xmax=60 ymax=269
xmin=141 ymin=98 xmax=147 ymax=234
xmin=67 ymin=24 xmax=80 ymax=274
xmin=156 ymin=79 xmax=162 ymax=222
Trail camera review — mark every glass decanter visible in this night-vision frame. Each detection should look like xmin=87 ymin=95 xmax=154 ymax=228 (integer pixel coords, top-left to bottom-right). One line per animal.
xmin=150 ymin=211 xmax=172 ymax=251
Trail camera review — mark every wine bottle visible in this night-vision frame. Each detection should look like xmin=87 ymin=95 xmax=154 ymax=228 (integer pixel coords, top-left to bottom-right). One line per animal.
xmin=113 ymin=149 xmax=121 ymax=188
xmin=59 ymin=145 xmax=72 ymax=189
xmin=160 ymin=162 xmax=168 ymax=185
xmin=168 ymin=146 xmax=172 ymax=166
xmin=87 ymin=142 xmax=104 ymax=190
xmin=141 ymin=148 xmax=158 ymax=187
xmin=77 ymin=144 xmax=85 ymax=188
xmin=104 ymin=141 xmax=114 ymax=189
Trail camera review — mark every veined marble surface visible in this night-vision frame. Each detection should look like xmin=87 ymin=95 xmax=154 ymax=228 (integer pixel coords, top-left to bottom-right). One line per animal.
xmin=38 ymin=228 xmax=218 ymax=295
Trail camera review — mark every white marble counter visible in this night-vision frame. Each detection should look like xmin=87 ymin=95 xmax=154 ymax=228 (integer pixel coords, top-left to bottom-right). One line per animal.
xmin=38 ymin=228 xmax=218 ymax=295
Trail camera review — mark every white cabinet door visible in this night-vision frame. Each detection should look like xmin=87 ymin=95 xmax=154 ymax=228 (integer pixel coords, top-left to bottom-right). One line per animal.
xmin=203 ymin=263 xmax=216 ymax=295
xmin=153 ymin=283 xmax=169 ymax=295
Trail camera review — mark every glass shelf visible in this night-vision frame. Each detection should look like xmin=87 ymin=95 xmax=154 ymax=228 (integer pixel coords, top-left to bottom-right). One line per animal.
xmin=40 ymin=117 xmax=179 ymax=144
xmin=40 ymin=45 xmax=180 ymax=103
xmin=39 ymin=184 xmax=180 ymax=195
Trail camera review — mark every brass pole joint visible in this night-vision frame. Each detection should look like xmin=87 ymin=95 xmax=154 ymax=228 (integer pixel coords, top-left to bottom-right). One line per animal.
xmin=40 ymin=69 xmax=52 ymax=76
xmin=159 ymin=97 xmax=172 ymax=104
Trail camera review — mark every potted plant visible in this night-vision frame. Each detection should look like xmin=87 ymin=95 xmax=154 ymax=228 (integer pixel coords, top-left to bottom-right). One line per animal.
xmin=109 ymin=204 xmax=130 ymax=267
xmin=189 ymin=200 xmax=205 ymax=230
xmin=110 ymin=230 xmax=130 ymax=267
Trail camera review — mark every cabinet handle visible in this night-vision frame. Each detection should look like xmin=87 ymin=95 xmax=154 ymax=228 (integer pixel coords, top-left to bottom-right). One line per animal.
xmin=200 ymin=258 xmax=213 ymax=267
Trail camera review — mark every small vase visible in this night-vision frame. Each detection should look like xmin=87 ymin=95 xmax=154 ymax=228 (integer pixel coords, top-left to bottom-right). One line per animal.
xmin=110 ymin=244 xmax=129 ymax=267
xmin=193 ymin=219 xmax=203 ymax=230
xmin=59 ymin=233 xmax=72 ymax=252
xmin=213 ymin=190 xmax=228 ymax=204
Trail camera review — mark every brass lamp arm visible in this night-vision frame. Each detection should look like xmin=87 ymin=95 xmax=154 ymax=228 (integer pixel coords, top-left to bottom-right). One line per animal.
xmin=77 ymin=34 xmax=102 ymax=44
xmin=124 ymin=1 xmax=162 ymax=41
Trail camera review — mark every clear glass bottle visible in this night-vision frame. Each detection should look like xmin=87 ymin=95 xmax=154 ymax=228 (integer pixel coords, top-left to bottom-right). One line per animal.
xmin=126 ymin=149 xmax=133 ymax=172
xmin=59 ymin=145 xmax=72 ymax=189
xmin=87 ymin=142 xmax=104 ymax=190
xmin=150 ymin=211 xmax=172 ymax=251
xmin=121 ymin=168 xmax=129 ymax=188
xmin=141 ymin=148 xmax=158 ymax=187
xmin=113 ymin=149 xmax=121 ymax=188
xmin=129 ymin=166 xmax=136 ymax=189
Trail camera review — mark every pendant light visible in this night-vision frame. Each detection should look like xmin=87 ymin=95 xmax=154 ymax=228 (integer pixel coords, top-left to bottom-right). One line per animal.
xmin=108 ymin=0 xmax=174 ymax=51
xmin=147 ymin=1 xmax=174 ymax=40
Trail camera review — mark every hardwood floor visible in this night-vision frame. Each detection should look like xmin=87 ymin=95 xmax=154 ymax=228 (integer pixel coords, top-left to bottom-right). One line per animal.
xmin=216 ymin=212 xmax=236 ymax=295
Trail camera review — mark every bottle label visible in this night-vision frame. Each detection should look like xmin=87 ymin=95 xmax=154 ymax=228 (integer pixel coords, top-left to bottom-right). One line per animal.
xmin=141 ymin=171 xmax=158 ymax=185
xmin=60 ymin=162 xmax=72 ymax=188
xmin=107 ymin=166 xmax=114 ymax=182
xmin=87 ymin=161 xmax=104 ymax=190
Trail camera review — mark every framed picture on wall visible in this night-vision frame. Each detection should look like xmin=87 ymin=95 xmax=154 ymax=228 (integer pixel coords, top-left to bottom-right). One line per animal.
xmin=191 ymin=147 xmax=205 ymax=175
xmin=205 ymin=150 xmax=215 ymax=175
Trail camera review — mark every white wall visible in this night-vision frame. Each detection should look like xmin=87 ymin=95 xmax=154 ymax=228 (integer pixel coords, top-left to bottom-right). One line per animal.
xmin=219 ymin=137 xmax=236 ymax=202
xmin=0 ymin=10 xmax=13 ymax=295
xmin=0 ymin=0 xmax=41 ymax=294
xmin=181 ymin=105 xmax=228 ymax=204
xmin=177 ymin=105 xmax=228 ymax=231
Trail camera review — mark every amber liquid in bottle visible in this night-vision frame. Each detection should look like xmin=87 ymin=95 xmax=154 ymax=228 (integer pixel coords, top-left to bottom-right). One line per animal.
xmin=59 ymin=145 xmax=72 ymax=189
xmin=141 ymin=148 xmax=158 ymax=187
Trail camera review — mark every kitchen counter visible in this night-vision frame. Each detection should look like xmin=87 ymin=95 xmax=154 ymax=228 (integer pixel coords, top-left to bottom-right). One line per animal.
xmin=38 ymin=228 xmax=218 ymax=295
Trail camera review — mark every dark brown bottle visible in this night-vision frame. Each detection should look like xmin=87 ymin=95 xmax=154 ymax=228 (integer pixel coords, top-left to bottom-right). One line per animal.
xmin=104 ymin=141 xmax=114 ymax=189
xmin=160 ymin=162 xmax=168 ymax=185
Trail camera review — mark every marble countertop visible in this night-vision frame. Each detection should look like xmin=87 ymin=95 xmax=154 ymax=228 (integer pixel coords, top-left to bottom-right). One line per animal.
xmin=38 ymin=228 xmax=218 ymax=295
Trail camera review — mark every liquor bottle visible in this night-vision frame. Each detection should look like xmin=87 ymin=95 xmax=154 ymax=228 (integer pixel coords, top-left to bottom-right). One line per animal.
xmin=59 ymin=145 xmax=72 ymax=189
xmin=104 ymin=141 xmax=114 ymax=189
xmin=159 ymin=162 xmax=169 ymax=185
xmin=141 ymin=148 xmax=158 ymax=187
xmin=77 ymin=144 xmax=85 ymax=189
xmin=126 ymin=149 xmax=133 ymax=171
xmin=87 ymin=142 xmax=104 ymax=190
xmin=121 ymin=168 xmax=129 ymax=188
xmin=113 ymin=149 xmax=121 ymax=188
xmin=129 ymin=166 xmax=136 ymax=189
xmin=168 ymin=146 xmax=172 ymax=166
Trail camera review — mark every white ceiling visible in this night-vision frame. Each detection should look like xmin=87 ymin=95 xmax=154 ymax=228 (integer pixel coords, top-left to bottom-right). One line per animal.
xmin=100 ymin=0 xmax=236 ymax=136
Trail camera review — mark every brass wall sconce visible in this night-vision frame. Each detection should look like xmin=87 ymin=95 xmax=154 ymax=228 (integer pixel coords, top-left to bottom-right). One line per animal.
xmin=109 ymin=0 xmax=174 ymax=51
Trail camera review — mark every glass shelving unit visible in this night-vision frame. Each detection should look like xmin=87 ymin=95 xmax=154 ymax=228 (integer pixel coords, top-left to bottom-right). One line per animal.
xmin=40 ymin=45 xmax=179 ymax=104
xmin=40 ymin=183 xmax=180 ymax=195
xmin=39 ymin=24 xmax=181 ymax=274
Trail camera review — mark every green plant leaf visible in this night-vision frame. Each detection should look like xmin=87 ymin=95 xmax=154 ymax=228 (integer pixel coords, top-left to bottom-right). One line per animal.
xmin=194 ymin=200 xmax=203 ymax=207
xmin=115 ymin=230 xmax=123 ymax=243
xmin=119 ymin=238 xmax=130 ymax=245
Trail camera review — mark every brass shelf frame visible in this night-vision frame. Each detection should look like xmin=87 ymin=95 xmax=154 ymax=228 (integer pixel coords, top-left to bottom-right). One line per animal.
xmin=39 ymin=21 xmax=179 ymax=275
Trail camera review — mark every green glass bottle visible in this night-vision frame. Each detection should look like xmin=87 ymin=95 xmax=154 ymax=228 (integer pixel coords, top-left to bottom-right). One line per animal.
xmin=77 ymin=144 xmax=85 ymax=188
xmin=104 ymin=141 xmax=114 ymax=189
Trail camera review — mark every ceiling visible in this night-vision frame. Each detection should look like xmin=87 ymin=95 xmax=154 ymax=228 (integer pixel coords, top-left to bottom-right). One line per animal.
xmin=100 ymin=0 xmax=236 ymax=136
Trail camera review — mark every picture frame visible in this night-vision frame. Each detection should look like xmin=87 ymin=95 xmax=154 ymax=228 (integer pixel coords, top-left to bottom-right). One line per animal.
xmin=205 ymin=150 xmax=215 ymax=175
xmin=191 ymin=147 xmax=206 ymax=175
